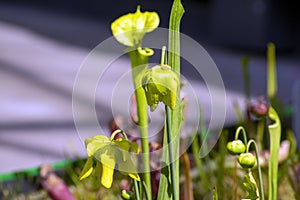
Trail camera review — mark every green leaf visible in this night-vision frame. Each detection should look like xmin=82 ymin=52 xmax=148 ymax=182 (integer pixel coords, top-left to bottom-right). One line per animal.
xmin=242 ymin=172 xmax=259 ymax=200
xmin=157 ymin=0 xmax=184 ymax=199
xmin=111 ymin=6 xmax=159 ymax=47
xmin=168 ymin=0 xmax=185 ymax=74
xmin=216 ymin=130 xmax=227 ymax=199
xmin=213 ymin=187 xmax=218 ymax=200
xmin=79 ymin=156 xmax=93 ymax=180
xmin=286 ymin=129 xmax=297 ymax=158
xmin=267 ymin=43 xmax=277 ymax=99
xmin=241 ymin=57 xmax=251 ymax=99
xmin=268 ymin=106 xmax=281 ymax=200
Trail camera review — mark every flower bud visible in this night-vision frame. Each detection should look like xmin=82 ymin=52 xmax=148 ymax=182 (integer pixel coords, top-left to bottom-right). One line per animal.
xmin=249 ymin=96 xmax=269 ymax=118
xmin=227 ymin=140 xmax=246 ymax=155
xmin=250 ymin=103 xmax=269 ymax=118
xmin=238 ymin=153 xmax=256 ymax=169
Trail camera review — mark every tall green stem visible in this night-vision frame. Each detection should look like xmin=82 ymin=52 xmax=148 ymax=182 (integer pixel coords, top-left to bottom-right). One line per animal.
xmin=246 ymin=139 xmax=265 ymax=200
xmin=241 ymin=57 xmax=250 ymax=100
xmin=128 ymin=47 xmax=153 ymax=199
xmin=191 ymin=133 xmax=209 ymax=192
xmin=267 ymin=43 xmax=277 ymax=100
xmin=165 ymin=105 xmax=178 ymax=200
xmin=217 ymin=130 xmax=228 ymax=200
xmin=134 ymin=179 xmax=141 ymax=200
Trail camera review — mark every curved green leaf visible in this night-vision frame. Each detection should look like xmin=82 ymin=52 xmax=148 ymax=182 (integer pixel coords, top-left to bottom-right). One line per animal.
xmin=268 ymin=106 xmax=281 ymax=200
xmin=242 ymin=172 xmax=259 ymax=200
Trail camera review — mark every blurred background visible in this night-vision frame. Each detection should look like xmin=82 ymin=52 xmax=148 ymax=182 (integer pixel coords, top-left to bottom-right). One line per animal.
xmin=0 ymin=0 xmax=299 ymax=174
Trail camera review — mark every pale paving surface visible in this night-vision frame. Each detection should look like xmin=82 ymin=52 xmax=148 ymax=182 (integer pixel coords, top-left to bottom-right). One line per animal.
xmin=0 ymin=20 xmax=246 ymax=173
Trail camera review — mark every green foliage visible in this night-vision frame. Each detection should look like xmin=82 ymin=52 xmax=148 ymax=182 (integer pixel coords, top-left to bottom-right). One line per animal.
xmin=157 ymin=0 xmax=184 ymax=200
xmin=111 ymin=6 xmax=160 ymax=198
xmin=268 ymin=107 xmax=281 ymax=200
xmin=74 ymin=1 xmax=298 ymax=200
xmin=216 ymin=131 xmax=228 ymax=200
xmin=242 ymin=172 xmax=259 ymax=200
xmin=267 ymin=43 xmax=277 ymax=99
xmin=241 ymin=57 xmax=251 ymax=99
xmin=213 ymin=187 xmax=218 ymax=200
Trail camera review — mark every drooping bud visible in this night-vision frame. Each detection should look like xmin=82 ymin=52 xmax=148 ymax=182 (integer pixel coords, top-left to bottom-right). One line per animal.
xmin=249 ymin=96 xmax=269 ymax=118
xmin=238 ymin=152 xmax=256 ymax=169
xmin=227 ymin=140 xmax=246 ymax=155
xmin=142 ymin=65 xmax=179 ymax=111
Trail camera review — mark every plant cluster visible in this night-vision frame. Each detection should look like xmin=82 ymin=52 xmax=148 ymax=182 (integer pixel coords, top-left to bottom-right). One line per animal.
xmin=75 ymin=1 xmax=300 ymax=200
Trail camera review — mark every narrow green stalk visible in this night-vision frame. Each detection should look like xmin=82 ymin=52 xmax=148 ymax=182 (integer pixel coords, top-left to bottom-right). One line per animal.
xmin=142 ymin=181 xmax=151 ymax=200
xmin=128 ymin=48 xmax=153 ymax=199
xmin=199 ymin=107 xmax=209 ymax=158
xmin=165 ymin=105 xmax=178 ymax=200
xmin=134 ymin=179 xmax=141 ymax=200
xmin=256 ymin=120 xmax=265 ymax=151
xmin=234 ymin=126 xmax=248 ymax=145
xmin=213 ymin=187 xmax=218 ymax=200
xmin=198 ymin=108 xmax=213 ymax=178
xmin=233 ymin=159 xmax=238 ymax=200
xmin=159 ymin=46 xmax=177 ymax=199
xmin=233 ymin=101 xmax=245 ymax=125
xmin=217 ymin=130 xmax=227 ymax=200
xmin=161 ymin=46 xmax=167 ymax=65
xmin=241 ymin=57 xmax=251 ymax=100
xmin=246 ymin=139 xmax=265 ymax=200
xmin=191 ymin=134 xmax=209 ymax=191
xmin=267 ymin=43 xmax=277 ymax=100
